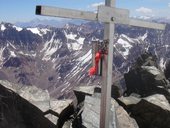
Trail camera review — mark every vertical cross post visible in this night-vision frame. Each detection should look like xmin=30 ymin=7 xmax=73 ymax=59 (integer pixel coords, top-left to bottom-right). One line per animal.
xmin=100 ymin=0 xmax=115 ymax=127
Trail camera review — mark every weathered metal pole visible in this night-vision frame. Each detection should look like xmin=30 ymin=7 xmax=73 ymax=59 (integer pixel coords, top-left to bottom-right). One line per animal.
xmin=100 ymin=0 xmax=115 ymax=128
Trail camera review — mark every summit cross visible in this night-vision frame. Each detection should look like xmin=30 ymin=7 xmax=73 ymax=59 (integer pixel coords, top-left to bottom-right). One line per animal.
xmin=35 ymin=0 xmax=165 ymax=127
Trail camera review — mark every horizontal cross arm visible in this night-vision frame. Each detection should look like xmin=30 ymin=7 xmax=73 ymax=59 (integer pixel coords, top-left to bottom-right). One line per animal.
xmin=128 ymin=19 xmax=166 ymax=30
xmin=36 ymin=6 xmax=97 ymax=21
xmin=98 ymin=6 xmax=129 ymax=25
xmin=97 ymin=6 xmax=165 ymax=30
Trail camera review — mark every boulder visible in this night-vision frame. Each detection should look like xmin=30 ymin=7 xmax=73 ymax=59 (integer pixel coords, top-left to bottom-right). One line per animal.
xmin=74 ymin=85 xmax=121 ymax=105
xmin=82 ymin=96 xmax=138 ymax=128
xmin=124 ymin=53 xmax=170 ymax=97
xmin=0 ymin=82 xmax=56 ymax=128
xmin=118 ymin=53 xmax=170 ymax=128
xmin=0 ymin=80 xmax=74 ymax=128
xmin=118 ymin=94 xmax=170 ymax=128
xmin=73 ymin=86 xmax=97 ymax=104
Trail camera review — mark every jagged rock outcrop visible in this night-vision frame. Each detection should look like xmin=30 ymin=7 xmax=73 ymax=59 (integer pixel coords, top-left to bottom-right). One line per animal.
xmin=81 ymin=95 xmax=139 ymax=128
xmin=0 ymin=80 xmax=137 ymax=128
xmin=165 ymin=58 xmax=170 ymax=80
xmin=0 ymin=82 xmax=55 ymax=128
xmin=118 ymin=53 xmax=170 ymax=128
xmin=1 ymin=52 xmax=170 ymax=128
xmin=0 ymin=80 xmax=74 ymax=128
xmin=118 ymin=94 xmax=170 ymax=128
xmin=72 ymin=85 xmax=138 ymax=128
xmin=124 ymin=52 xmax=170 ymax=97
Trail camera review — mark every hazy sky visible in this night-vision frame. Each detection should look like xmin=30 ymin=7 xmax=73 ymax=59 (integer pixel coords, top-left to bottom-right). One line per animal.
xmin=0 ymin=0 xmax=170 ymax=23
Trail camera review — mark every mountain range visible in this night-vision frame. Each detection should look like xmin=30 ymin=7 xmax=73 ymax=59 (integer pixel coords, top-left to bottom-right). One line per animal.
xmin=0 ymin=19 xmax=170 ymax=99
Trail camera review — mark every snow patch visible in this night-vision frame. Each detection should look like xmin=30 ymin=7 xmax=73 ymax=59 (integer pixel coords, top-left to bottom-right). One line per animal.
xmin=67 ymin=43 xmax=82 ymax=51
xmin=27 ymin=28 xmax=42 ymax=36
xmin=9 ymin=43 xmax=16 ymax=49
xmin=65 ymin=31 xmax=85 ymax=51
xmin=78 ymin=50 xmax=92 ymax=65
xmin=18 ymin=51 xmax=36 ymax=57
xmin=41 ymin=33 xmax=62 ymax=61
xmin=77 ymin=37 xmax=85 ymax=45
xmin=116 ymin=38 xmax=133 ymax=58
xmin=41 ymin=28 xmax=50 ymax=35
xmin=10 ymin=51 xmax=17 ymax=57
xmin=117 ymin=38 xmax=132 ymax=48
xmin=13 ymin=25 xmax=23 ymax=31
xmin=139 ymin=33 xmax=148 ymax=41
xmin=1 ymin=24 xmax=6 ymax=31
xmin=164 ymin=45 xmax=169 ymax=51
xmin=142 ymin=66 xmax=161 ymax=76
xmin=121 ymin=34 xmax=134 ymax=43
xmin=65 ymin=32 xmax=77 ymax=40
xmin=159 ymin=58 xmax=165 ymax=71
xmin=0 ymin=47 xmax=5 ymax=61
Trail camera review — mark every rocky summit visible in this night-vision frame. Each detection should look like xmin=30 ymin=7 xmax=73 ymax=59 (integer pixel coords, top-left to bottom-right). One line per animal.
xmin=118 ymin=53 xmax=170 ymax=128
xmin=0 ymin=52 xmax=170 ymax=128
xmin=0 ymin=19 xmax=170 ymax=128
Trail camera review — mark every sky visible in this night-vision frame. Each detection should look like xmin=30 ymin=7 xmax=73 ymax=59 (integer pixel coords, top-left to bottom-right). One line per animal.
xmin=0 ymin=0 xmax=170 ymax=23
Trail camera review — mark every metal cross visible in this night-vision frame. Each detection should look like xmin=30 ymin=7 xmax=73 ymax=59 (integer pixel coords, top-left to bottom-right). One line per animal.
xmin=35 ymin=0 xmax=165 ymax=127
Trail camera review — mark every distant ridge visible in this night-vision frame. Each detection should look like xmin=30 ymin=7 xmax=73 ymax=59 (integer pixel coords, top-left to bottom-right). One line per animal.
xmin=15 ymin=18 xmax=87 ymax=28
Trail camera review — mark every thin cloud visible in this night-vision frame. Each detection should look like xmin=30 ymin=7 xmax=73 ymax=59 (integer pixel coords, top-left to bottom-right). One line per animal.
xmin=136 ymin=7 xmax=153 ymax=14
xmin=168 ymin=3 xmax=170 ymax=7
xmin=88 ymin=2 xmax=104 ymax=10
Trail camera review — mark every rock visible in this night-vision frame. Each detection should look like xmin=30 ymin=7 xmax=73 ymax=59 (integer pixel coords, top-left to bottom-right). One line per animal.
xmin=118 ymin=53 xmax=170 ymax=128
xmin=130 ymin=99 xmax=170 ymax=128
xmin=118 ymin=94 xmax=170 ymax=128
xmin=144 ymin=94 xmax=170 ymax=111
xmin=73 ymin=86 xmax=97 ymax=104
xmin=82 ymin=96 xmax=101 ymax=128
xmin=74 ymin=85 xmax=121 ymax=105
xmin=82 ymin=96 xmax=138 ymax=128
xmin=0 ymin=82 xmax=56 ymax=128
xmin=135 ymin=52 xmax=157 ymax=68
xmin=118 ymin=95 xmax=141 ymax=106
xmin=116 ymin=103 xmax=139 ymax=128
xmin=165 ymin=58 xmax=170 ymax=80
xmin=0 ymin=80 xmax=74 ymax=128
xmin=124 ymin=53 xmax=170 ymax=97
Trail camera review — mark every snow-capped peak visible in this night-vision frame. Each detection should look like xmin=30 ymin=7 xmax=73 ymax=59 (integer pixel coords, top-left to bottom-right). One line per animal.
xmin=27 ymin=27 xmax=50 ymax=36
xmin=40 ymin=28 xmax=51 ymax=35
xmin=13 ymin=25 xmax=23 ymax=31
xmin=64 ymin=31 xmax=85 ymax=51
xmin=27 ymin=28 xmax=42 ymax=36
xmin=132 ymin=16 xmax=152 ymax=20
xmin=0 ymin=24 xmax=6 ymax=31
